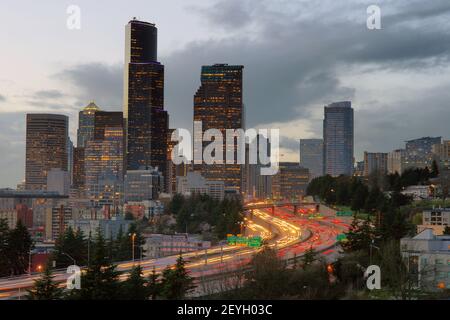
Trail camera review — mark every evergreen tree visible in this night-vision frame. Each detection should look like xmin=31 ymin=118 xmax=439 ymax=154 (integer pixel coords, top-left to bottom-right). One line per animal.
xmin=148 ymin=266 xmax=161 ymax=300
xmin=301 ymin=247 xmax=318 ymax=270
xmin=0 ymin=218 xmax=10 ymax=276
xmin=122 ymin=265 xmax=148 ymax=300
xmin=431 ymin=160 xmax=439 ymax=178
xmin=27 ymin=262 xmax=63 ymax=300
xmin=341 ymin=217 xmax=375 ymax=253
xmin=69 ymin=229 xmax=122 ymax=300
xmin=444 ymin=225 xmax=450 ymax=235
xmin=160 ymin=255 xmax=195 ymax=299
xmin=7 ymin=219 xmax=33 ymax=275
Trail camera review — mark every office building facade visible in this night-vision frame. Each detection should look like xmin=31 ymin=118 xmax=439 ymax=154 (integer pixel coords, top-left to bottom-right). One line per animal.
xmin=363 ymin=152 xmax=388 ymax=176
xmin=323 ymin=101 xmax=354 ymax=177
xmin=123 ymin=19 xmax=168 ymax=185
xmin=25 ymin=114 xmax=68 ymax=191
xmin=299 ymin=139 xmax=323 ymax=180
xmin=77 ymin=101 xmax=100 ymax=148
xmin=193 ymin=64 xmax=244 ymax=194
xmin=404 ymin=136 xmax=441 ymax=170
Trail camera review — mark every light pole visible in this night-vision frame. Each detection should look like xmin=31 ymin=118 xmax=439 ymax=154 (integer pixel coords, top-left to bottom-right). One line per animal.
xmin=62 ymin=252 xmax=76 ymax=266
xmin=369 ymin=239 xmax=380 ymax=265
xmin=129 ymin=233 xmax=137 ymax=262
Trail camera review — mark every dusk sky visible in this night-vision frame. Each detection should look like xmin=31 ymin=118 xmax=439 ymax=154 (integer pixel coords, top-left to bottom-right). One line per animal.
xmin=1 ymin=0 xmax=450 ymax=187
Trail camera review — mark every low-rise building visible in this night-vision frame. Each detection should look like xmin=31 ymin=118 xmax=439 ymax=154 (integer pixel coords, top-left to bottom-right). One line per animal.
xmin=67 ymin=215 xmax=132 ymax=240
xmin=401 ymin=185 xmax=431 ymax=200
xmin=400 ymin=229 xmax=450 ymax=291
xmin=177 ymin=171 xmax=225 ymax=200
xmin=143 ymin=233 xmax=211 ymax=258
xmin=418 ymin=208 xmax=450 ymax=235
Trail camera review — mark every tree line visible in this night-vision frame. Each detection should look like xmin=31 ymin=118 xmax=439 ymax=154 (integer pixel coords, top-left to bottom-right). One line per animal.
xmin=0 ymin=219 xmax=33 ymax=277
xmin=169 ymin=194 xmax=244 ymax=240
xmin=27 ymin=229 xmax=195 ymax=300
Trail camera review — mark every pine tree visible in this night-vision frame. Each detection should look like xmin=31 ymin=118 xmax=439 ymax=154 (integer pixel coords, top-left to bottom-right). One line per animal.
xmin=148 ymin=266 xmax=160 ymax=300
xmin=160 ymin=255 xmax=195 ymax=299
xmin=122 ymin=265 xmax=148 ymax=300
xmin=69 ymin=229 xmax=122 ymax=300
xmin=0 ymin=218 xmax=10 ymax=276
xmin=341 ymin=217 xmax=375 ymax=253
xmin=27 ymin=262 xmax=63 ymax=300
xmin=7 ymin=219 xmax=33 ymax=275
xmin=301 ymin=247 xmax=318 ymax=270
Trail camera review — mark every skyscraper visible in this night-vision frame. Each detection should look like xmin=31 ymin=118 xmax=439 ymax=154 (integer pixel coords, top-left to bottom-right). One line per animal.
xmin=123 ymin=19 xmax=168 ymax=184
xmin=77 ymin=101 xmax=100 ymax=148
xmin=193 ymin=64 xmax=244 ymax=194
xmin=363 ymin=152 xmax=388 ymax=176
xmin=85 ymin=112 xmax=124 ymax=208
xmin=299 ymin=139 xmax=323 ymax=180
xmin=323 ymin=101 xmax=354 ymax=177
xmin=25 ymin=114 xmax=68 ymax=190
xmin=272 ymin=163 xmax=309 ymax=200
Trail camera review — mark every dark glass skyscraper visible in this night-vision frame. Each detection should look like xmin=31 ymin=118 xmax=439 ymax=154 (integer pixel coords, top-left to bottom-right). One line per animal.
xmin=193 ymin=64 xmax=244 ymax=193
xmin=323 ymin=101 xmax=354 ymax=177
xmin=123 ymin=19 xmax=168 ymax=187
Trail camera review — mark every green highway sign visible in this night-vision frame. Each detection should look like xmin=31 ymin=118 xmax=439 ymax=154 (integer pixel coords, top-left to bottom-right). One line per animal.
xmin=227 ymin=234 xmax=262 ymax=247
xmin=337 ymin=234 xmax=347 ymax=242
xmin=336 ymin=211 xmax=353 ymax=217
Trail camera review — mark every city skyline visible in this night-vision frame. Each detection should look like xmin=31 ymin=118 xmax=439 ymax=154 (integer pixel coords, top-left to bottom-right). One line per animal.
xmin=2 ymin=0 xmax=450 ymax=187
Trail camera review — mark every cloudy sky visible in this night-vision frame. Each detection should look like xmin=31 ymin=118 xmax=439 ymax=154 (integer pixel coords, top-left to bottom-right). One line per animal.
xmin=1 ymin=0 xmax=450 ymax=187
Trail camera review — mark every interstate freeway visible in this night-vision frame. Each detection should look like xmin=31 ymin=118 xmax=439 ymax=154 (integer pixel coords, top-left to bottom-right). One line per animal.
xmin=0 ymin=203 xmax=349 ymax=299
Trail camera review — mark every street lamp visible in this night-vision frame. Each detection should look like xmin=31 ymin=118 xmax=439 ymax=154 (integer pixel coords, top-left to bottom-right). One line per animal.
xmin=62 ymin=252 xmax=76 ymax=266
xmin=129 ymin=233 xmax=137 ymax=262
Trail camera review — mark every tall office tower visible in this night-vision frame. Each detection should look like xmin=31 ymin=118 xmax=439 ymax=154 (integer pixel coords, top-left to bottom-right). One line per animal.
xmin=77 ymin=101 xmax=100 ymax=148
xmin=193 ymin=64 xmax=244 ymax=194
xmin=67 ymin=137 xmax=74 ymax=184
xmin=404 ymin=136 xmax=442 ymax=170
xmin=323 ymin=101 xmax=354 ymax=177
xmin=72 ymin=147 xmax=85 ymax=195
xmin=272 ymin=162 xmax=309 ymax=200
xmin=299 ymin=139 xmax=324 ymax=180
xmin=123 ymin=19 xmax=168 ymax=184
xmin=85 ymin=112 xmax=124 ymax=209
xmin=387 ymin=149 xmax=405 ymax=174
xmin=25 ymin=114 xmax=68 ymax=190
xmin=363 ymin=152 xmax=388 ymax=176
xmin=243 ymin=135 xmax=273 ymax=199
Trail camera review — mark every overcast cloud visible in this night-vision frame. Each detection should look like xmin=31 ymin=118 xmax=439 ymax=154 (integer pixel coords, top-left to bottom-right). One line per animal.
xmin=0 ymin=0 xmax=450 ymax=187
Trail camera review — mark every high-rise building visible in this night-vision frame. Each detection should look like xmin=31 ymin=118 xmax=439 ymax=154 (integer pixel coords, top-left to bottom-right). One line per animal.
xmin=193 ymin=64 xmax=244 ymax=194
xmin=299 ymin=139 xmax=323 ymax=180
xmin=47 ymin=168 xmax=70 ymax=196
xmin=25 ymin=114 xmax=68 ymax=191
xmin=387 ymin=149 xmax=405 ymax=174
xmin=272 ymin=162 xmax=309 ymax=200
xmin=124 ymin=167 xmax=163 ymax=202
xmin=123 ymin=19 xmax=168 ymax=184
xmin=404 ymin=136 xmax=442 ymax=170
xmin=77 ymin=101 xmax=100 ymax=148
xmin=363 ymin=152 xmax=388 ymax=176
xmin=67 ymin=137 xmax=74 ymax=184
xmin=72 ymin=147 xmax=85 ymax=195
xmin=323 ymin=101 xmax=354 ymax=177
xmin=85 ymin=112 xmax=124 ymax=209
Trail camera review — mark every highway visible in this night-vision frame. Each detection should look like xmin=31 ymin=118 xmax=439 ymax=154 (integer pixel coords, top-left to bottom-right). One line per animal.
xmin=0 ymin=202 xmax=349 ymax=299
